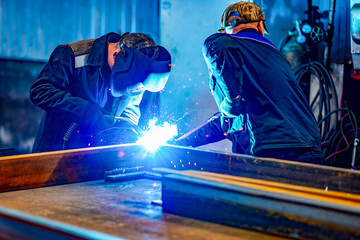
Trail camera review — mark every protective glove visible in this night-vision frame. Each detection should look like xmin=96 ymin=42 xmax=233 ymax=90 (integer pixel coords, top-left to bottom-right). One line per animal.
xmin=170 ymin=113 xmax=226 ymax=147
xmin=92 ymin=117 xmax=142 ymax=146
xmin=82 ymin=103 xmax=111 ymax=136
xmin=92 ymin=127 xmax=140 ymax=146
xmin=221 ymin=114 xmax=244 ymax=135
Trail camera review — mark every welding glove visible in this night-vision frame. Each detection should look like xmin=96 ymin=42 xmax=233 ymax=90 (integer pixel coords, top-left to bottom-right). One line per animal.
xmin=170 ymin=113 xmax=227 ymax=147
xmin=92 ymin=117 xmax=141 ymax=146
xmin=92 ymin=127 xmax=140 ymax=146
xmin=221 ymin=115 xmax=244 ymax=135
xmin=81 ymin=103 xmax=112 ymax=136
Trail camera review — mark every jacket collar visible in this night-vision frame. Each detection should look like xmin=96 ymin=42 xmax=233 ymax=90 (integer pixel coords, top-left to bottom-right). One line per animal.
xmin=237 ymin=28 xmax=262 ymax=35
xmin=231 ymin=29 xmax=277 ymax=49
xmin=86 ymin=32 xmax=121 ymax=66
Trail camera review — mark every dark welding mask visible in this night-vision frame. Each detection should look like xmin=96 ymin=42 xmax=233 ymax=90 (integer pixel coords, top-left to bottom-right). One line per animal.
xmin=110 ymin=43 xmax=171 ymax=96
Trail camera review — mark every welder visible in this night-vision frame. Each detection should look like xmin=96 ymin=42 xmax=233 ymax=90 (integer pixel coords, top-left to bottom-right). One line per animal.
xmin=30 ymin=32 xmax=171 ymax=153
xmin=175 ymin=2 xmax=323 ymax=164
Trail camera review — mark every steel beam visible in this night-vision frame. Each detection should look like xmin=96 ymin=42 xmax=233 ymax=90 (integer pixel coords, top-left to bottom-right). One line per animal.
xmin=1 ymin=144 xmax=360 ymax=194
xmin=161 ymin=169 xmax=360 ymax=239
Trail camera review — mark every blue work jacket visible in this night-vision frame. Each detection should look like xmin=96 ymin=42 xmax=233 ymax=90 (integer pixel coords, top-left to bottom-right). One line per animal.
xmin=30 ymin=33 xmax=143 ymax=152
xmin=181 ymin=29 xmax=321 ymax=158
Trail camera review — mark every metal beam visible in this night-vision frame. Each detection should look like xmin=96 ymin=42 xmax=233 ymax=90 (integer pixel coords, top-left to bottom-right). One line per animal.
xmin=1 ymin=144 xmax=360 ymax=194
xmin=0 ymin=144 xmax=147 ymax=192
xmin=154 ymin=145 xmax=360 ymax=194
xmin=161 ymin=169 xmax=360 ymax=239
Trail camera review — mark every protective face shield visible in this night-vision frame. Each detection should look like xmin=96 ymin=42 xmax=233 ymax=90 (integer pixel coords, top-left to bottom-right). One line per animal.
xmin=110 ymin=44 xmax=171 ymax=96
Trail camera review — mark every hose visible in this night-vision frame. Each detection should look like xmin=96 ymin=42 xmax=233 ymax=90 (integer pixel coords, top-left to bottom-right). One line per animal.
xmin=295 ymin=62 xmax=359 ymax=168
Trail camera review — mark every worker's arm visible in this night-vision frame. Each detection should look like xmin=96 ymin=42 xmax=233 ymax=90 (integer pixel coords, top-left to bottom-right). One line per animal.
xmin=30 ymin=45 xmax=109 ymax=133
xmin=174 ymin=113 xmax=227 ymax=147
xmin=202 ymin=33 xmax=245 ymax=118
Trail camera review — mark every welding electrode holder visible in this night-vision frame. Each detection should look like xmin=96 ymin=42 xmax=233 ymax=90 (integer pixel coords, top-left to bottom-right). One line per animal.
xmin=91 ymin=116 xmax=142 ymax=146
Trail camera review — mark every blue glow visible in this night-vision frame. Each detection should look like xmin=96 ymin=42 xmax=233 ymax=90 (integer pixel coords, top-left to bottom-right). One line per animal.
xmin=137 ymin=119 xmax=178 ymax=152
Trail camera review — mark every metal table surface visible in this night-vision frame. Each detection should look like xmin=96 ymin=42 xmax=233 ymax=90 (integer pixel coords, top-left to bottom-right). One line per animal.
xmin=1 ymin=145 xmax=359 ymax=239
xmin=0 ymin=178 xmax=286 ymax=240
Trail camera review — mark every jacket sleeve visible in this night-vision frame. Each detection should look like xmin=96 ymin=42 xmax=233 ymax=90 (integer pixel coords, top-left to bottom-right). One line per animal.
xmin=175 ymin=113 xmax=226 ymax=147
xmin=202 ymin=34 xmax=244 ymax=118
xmin=30 ymin=45 xmax=109 ymax=131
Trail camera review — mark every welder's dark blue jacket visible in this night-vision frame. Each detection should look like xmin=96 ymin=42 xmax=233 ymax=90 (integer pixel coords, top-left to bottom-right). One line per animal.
xmin=180 ymin=29 xmax=322 ymax=163
xmin=30 ymin=33 xmax=143 ymax=152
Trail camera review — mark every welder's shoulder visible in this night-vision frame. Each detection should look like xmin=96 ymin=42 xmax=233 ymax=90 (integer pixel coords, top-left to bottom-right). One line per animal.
xmin=52 ymin=39 xmax=95 ymax=69
xmin=61 ymin=39 xmax=95 ymax=57
xmin=203 ymin=33 xmax=238 ymax=55
xmin=46 ymin=44 xmax=76 ymax=67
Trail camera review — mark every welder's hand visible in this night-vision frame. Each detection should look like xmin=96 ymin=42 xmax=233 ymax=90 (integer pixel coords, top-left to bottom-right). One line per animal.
xmin=82 ymin=103 xmax=110 ymax=135
xmin=92 ymin=116 xmax=143 ymax=146
xmin=93 ymin=126 xmax=140 ymax=146
xmin=221 ymin=115 xmax=245 ymax=135
xmin=111 ymin=117 xmax=142 ymax=134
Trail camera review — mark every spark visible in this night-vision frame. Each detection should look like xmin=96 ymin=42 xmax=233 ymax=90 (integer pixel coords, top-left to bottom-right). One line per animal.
xmin=137 ymin=118 xmax=178 ymax=152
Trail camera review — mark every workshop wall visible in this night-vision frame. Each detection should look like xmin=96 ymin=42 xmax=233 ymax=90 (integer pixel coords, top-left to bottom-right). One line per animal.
xmin=0 ymin=60 xmax=45 ymax=155
xmin=0 ymin=0 xmax=159 ymax=61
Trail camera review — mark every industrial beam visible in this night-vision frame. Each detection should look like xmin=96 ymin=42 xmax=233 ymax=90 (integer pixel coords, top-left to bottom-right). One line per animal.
xmin=0 ymin=144 xmax=147 ymax=192
xmin=161 ymin=169 xmax=360 ymax=239
xmin=1 ymin=144 xmax=360 ymax=195
xmin=155 ymin=145 xmax=360 ymax=194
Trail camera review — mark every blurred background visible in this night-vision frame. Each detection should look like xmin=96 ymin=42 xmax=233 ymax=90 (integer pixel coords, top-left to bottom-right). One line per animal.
xmin=0 ymin=0 xmax=359 ymax=168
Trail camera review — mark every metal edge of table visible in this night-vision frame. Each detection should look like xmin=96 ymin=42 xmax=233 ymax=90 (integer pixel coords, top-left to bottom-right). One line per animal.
xmin=155 ymin=145 xmax=360 ymax=194
xmin=161 ymin=172 xmax=360 ymax=240
xmin=0 ymin=206 xmax=125 ymax=240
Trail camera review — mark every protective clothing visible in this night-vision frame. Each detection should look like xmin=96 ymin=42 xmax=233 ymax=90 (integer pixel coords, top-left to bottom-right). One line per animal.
xmin=178 ymin=29 xmax=323 ymax=164
xmin=30 ymin=33 xmax=146 ymax=152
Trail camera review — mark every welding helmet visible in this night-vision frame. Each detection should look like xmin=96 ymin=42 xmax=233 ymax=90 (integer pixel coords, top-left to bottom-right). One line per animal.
xmin=110 ymin=39 xmax=171 ymax=96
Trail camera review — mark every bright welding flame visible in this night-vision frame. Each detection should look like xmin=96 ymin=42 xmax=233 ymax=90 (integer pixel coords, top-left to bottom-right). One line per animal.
xmin=137 ymin=119 xmax=177 ymax=152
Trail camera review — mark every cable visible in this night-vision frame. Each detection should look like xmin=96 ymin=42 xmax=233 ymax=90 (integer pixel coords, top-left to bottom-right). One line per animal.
xmin=316 ymin=107 xmax=358 ymax=167
xmin=295 ymin=61 xmax=359 ymax=168
xmin=295 ymin=61 xmax=338 ymax=141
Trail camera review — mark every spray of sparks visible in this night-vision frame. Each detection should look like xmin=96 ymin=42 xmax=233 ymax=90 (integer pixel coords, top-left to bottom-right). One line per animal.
xmin=137 ymin=118 xmax=178 ymax=152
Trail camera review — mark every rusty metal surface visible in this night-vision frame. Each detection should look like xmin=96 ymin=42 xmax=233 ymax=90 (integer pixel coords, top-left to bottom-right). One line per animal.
xmin=1 ymin=144 xmax=360 ymax=195
xmin=1 ymin=145 xmax=360 ymax=239
xmin=0 ymin=179 xmax=285 ymax=240
xmin=0 ymin=144 xmax=147 ymax=192
xmin=155 ymin=145 xmax=360 ymax=194
xmin=161 ymin=170 xmax=360 ymax=239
